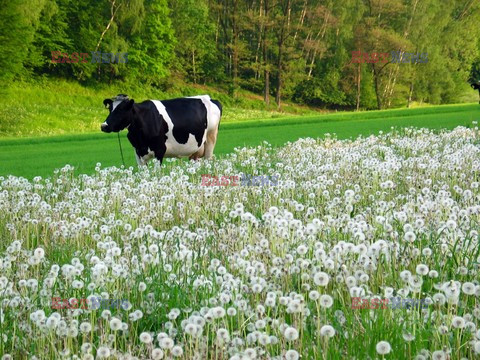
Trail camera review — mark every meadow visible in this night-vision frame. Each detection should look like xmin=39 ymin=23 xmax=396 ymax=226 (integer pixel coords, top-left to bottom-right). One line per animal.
xmin=1 ymin=103 xmax=479 ymax=179
xmin=1 ymin=124 xmax=480 ymax=359
xmin=2 ymin=0 xmax=480 ymax=357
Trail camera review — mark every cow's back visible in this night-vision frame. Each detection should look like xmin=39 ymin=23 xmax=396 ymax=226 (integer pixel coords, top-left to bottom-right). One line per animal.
xmin=150 ymin=98 xmax=209 ymax=157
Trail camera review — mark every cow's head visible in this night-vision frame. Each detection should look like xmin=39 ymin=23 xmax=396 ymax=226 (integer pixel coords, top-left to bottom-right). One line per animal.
xmin=101 ymin=94 xmax=135 ymax=133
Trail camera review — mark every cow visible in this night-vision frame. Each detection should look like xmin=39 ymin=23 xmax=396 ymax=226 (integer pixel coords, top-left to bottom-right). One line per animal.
xmin=101 ymin=94 xmax=222 ymax=165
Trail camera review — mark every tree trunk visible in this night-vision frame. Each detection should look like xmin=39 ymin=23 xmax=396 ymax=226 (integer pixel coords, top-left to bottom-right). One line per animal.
xmin=263 ymin=0 xmax=270 ymax=105
xmin=385 ymin=0 xmax=419 ymax=107
xmin=356 ymin=62 xmax=361 ymax=111
xmin=192 ymin=49 xmax=197 ymax=84
xmin=294 ymin=0 xmax=308 ymax=42
xmin=254 ymin=0 xmax=264 ymax=81
xmin=275 ymin=40 xmax=283 ymax=107
xmin=407 ymin=80 xmax=414 ymax=108
xmin=95 ymin=0 xmax=121 ymax=53
xmin=307 ymin=11 xmax=329 ymax=79
xmin=231 ymin=0 xmax=238 ymax=96
xmin=275 ymin=0 xmax=291 ymax=109
xmin=372 ymin=64 xmax=382 ymax=110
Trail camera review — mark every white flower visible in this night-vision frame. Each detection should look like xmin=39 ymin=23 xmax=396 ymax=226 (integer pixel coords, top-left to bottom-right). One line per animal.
xmin=313 ymin=271 xmax=329 ymax=286
xmin=212 ymin=306 xmax=226 ymax=318
xmin=416 ymin=264 xmax=429 ymax=276
xmin=96 ymin=346 xmax=110 ymax=358
xmin=159 ymin=337 xmax=174 ymax=349
xmin=227 ymin=307 xmax=237 ymax=316
xmin=309 ymin=290 xmax=320 ymax=301
xmin=81 ymin=343 xmax=92 ymax=354
xmin=109 ymin=317 xmax=122 ymax=331
xmin=284 ymin=327 xmax=299 ymax=341
xmin=33 ymin=248 xmax=45 ymax=259
xmin=139 ymin=332 xmax=152 ymax=344
xmin=474 ymin=341 xmax=480 ymax=354
xmin=376 ymin=341 xmax=391 ymax=355
xmin=152 ymin=348 xmax=164 ymax=359
xmin=404 ymin=231 xmax=416 ymax=242
xmin=319 ymin=294 xmax=333 ymax=308
xmin=171 ymin=345 xmax=183 ymax=357
xmin=462 ymin=282 xmax=475 ymax=295
xmin=184 ymin=323 xmax=197 ymax=336
xmin=244 ymin=348 xmax=257 ymax=359
xmin=79 ymin=322 xmax=92 ymax=333
xmin=320 ymin=325 xmax=335 ymax=338
xmin=217 ymin=328 xmax=230 ymax=343
xmin=431 ymin=350 xmax=447 ymax=360
xmin=451 ymin=316 xmax=465 ymax=329
xmin=285 ymin=349 xmax=299 ymax=360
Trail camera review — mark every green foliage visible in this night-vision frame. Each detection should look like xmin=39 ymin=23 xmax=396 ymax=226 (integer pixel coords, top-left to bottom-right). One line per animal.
xmin=2 ymin=0 xmax=480 ymax=110
xmin=168 ymin=0 xmax=219 ymax=83
xmin=0 ymin=0 xmax=46 ymax=81
xmin=293 ymin=76 xmax=347 ymax=109
xmin=128 ymin=0 xmax=175 ymax=84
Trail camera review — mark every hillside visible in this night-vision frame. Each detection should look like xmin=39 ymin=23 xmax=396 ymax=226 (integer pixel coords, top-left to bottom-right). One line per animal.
xmin=0 ymin=79 xmax=319 ymax=137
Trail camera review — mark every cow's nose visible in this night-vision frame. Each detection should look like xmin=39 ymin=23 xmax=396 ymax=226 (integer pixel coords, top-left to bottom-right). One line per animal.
xmin=101 ymin=122 xmax=110 ymax=132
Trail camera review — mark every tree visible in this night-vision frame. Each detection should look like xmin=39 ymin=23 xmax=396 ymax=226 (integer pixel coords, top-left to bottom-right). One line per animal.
xmin=0 ymin=0 xmax=46 ymax=82
xmin=128 ymin=0 xmax=175 ymax=85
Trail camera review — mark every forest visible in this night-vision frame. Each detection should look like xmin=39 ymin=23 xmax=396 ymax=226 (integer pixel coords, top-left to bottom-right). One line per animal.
xmin=1 ymin=0 xmax=480 ymax=110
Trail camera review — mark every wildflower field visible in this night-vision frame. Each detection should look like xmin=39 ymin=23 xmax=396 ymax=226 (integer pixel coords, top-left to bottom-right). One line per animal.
xmin=1 ymin=125 xmax=480 ymax=359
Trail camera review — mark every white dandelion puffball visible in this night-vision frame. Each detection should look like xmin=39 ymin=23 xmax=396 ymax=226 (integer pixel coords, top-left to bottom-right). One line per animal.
xmin=285 ymin=349 xmax=299 ymax=360
xmin=171 ymin=345 xmax=183 ymax=357
xmin=474 ymin=341 xmax=480 ymax=354
xmin=284 ymin=326 xmax=299 ymax=341
xmin=451 ymin=316 xmax=465 ymax=329
xmin=96 ymin=346 xmax=110 ymax=358
xmin=416 ymin=264 xmax=429 ymax=276
xmin=109 ymin=317 xmax=122 ymax=331
xmin=376 ymin=341 xmax=391 ymax=355
xmin=152 ymin=348 xmax=164 ymax=359
xmin=159 ymin=337 xmax=174 ymax=349
xmin=33 ymin=247 xmax=45 ymax=259
xmin=313 ymin=271 xmax=330 ymax=286
xmin=320 ymin=325 xmax=336 ymax=338
xmin=139 ymin=332 xmax=152 ymax=344
xmin=319 ymin=294 xmax=333 ymax=308
xmin=431 ymin=350 xmax=447 ymax=360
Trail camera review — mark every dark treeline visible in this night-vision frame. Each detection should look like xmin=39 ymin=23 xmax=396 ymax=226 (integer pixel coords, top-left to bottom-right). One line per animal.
xmin=1 ymin=0 xmax=480 ymax=110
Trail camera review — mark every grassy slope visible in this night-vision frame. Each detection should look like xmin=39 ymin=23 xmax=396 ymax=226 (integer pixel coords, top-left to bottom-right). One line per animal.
xmin=0 ymin=79 xmax=318 ymax=137
xmin=1 ymin=103 xmax=479 ymax=179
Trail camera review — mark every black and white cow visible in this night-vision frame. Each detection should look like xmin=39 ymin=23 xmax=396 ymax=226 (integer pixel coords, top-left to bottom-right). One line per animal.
xmin=101 ymin=94 xmax=222 ymax=165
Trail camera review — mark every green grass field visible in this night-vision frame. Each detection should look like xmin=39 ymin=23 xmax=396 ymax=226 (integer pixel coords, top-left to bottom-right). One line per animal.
xmin=1 ymin=103 xmax=479 ymax=179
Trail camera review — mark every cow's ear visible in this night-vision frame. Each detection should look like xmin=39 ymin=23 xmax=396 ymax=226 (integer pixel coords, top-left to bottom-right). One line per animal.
xmin=103 ymin=99 xmax=113 ymax=110
xmin=126 ymin=99 xmax=134 ymax=109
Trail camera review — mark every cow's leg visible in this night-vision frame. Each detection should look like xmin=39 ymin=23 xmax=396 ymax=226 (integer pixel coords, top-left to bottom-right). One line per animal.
xmin=134 ymin=150 xmax=146 ymax=166
xmin=189 ymin=144 xmax=205 ymax=161
xmin=203 ymin=127 xmax=218 ymax=160
xmin=152 ymin=140 xmax=167 ymax=165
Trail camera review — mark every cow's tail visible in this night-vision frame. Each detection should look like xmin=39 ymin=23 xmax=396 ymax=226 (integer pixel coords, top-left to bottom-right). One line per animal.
xmin=211 ymin=99 xmax=222 ymax=129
